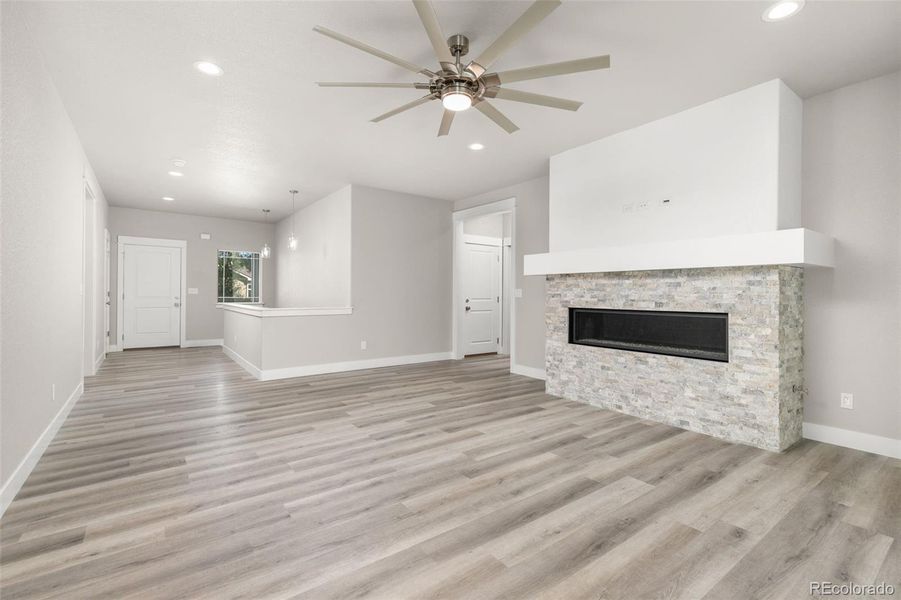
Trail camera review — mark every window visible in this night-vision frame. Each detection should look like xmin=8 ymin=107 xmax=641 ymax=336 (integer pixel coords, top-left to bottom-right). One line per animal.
xmin=217 ymin=250 xmax=261 ymax=303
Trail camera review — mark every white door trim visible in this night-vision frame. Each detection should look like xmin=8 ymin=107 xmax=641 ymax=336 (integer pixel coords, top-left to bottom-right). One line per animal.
xmin=116 ymin=236 xmax=188 ymax=349
xmin=462 ymin=233 xmax=503 ymax=247
xmin=452 ymin=198 xmax=516 ymax=369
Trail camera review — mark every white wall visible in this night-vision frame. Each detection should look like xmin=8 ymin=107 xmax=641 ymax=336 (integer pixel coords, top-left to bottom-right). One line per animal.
xmin=108 ymin=207 xmax=275 ymax=343
xmin=1 ymin=4 xmax=108 ymax=503
xmin=275 ymin=186 xmax=351 ymax=308
xmin=455 ymin=176 xmax=550 ymax=373
xmin=802 ymin=70 xmax=901 ymax=441
xmin=549 ymin=79 xmax=802 ymax=251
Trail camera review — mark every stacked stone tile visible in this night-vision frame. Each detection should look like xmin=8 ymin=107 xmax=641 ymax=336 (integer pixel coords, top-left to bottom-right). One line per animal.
xmin=545 ymin=266 xmax=804 ymax=451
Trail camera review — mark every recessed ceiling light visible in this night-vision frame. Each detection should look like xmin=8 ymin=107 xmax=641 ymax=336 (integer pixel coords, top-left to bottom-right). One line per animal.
xmin=162 ymin=196 xmax=175 ymax=202
xmin=168 ymin=171 xmax=184 ymax=177
xmin=762 ymin=0 xmax=804 ymax=22
xmin=468 ymin=143 xmax=485 ymax=151
xmin=194 ymin=61 xmax=223 ymax=76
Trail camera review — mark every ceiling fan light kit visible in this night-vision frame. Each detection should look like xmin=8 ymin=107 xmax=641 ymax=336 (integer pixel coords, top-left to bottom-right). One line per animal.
xmin=314 ymin=0 xmax=610 ymax=137
xmin=441 ymin=82 xmax=474 ymax=112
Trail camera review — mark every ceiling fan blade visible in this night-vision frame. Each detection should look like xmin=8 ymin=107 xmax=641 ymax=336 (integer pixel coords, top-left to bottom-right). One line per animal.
xmin=485 ymin=87 xmax=582 ymax=111
xmin=317 ymin=82 xmax=430 ymax=89
xmin=371 ymin=94 xmax=437 ymax=123
xmin=313 ymin=26 xmax=436 ymax=77
xmin=474 ymin=100 xmax=519 ymax=134
xmin=437 ymin=110 xmax=455 ymax=137
xmin=467 ymin=0 xmax=561 ymax=77
xmin=489 ymin=55 xmax=610 ymax=85
xmin=412 ymin=0 xmax=456 ymax=72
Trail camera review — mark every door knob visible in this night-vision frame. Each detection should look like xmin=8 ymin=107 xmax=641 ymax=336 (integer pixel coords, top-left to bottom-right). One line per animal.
xmin=465 ymin=306 xmax=471 ymax=312
xmin=174 ymin=302 xmax=181 ymax=307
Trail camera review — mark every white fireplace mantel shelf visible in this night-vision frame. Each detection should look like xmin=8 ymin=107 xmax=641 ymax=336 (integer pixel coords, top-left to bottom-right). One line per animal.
xmin=524 ymin=228 xmax=834 ymax=276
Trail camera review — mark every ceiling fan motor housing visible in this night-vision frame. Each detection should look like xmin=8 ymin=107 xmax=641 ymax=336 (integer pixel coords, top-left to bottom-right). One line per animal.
xmin=447 ymin=34 xmax=469 ymax=58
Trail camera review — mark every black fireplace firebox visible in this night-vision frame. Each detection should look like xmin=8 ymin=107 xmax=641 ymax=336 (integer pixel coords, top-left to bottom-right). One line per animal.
xmin=568 ymin=307 xmax=729 ymax=362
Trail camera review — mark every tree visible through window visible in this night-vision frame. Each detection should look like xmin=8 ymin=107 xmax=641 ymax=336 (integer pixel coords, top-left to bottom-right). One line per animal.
xmin=218 ymin=250 xmax=261 ymax=303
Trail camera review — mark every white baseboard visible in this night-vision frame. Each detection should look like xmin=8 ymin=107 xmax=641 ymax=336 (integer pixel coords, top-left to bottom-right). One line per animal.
xmin=182 ymin=338 xmax=224 ymax=348
xmin=511 ymin=363 xmax=546 ymax=381
xmin=259 ymin=352 xmax=454 ymax=381
xmin=108 ymin=344 xmax=121 ymax=352
xmin=803 ymin=422 xmax=901 ymax=459
xmin=94 ymin=352 xmax=105 ymax=373
xmin=222 ymin=345 xmax=263 ymax=379
xmin=0 ymin=381 xmax=84 ymax=518
xmin=222 ymin=347 xmax=454 ymax=382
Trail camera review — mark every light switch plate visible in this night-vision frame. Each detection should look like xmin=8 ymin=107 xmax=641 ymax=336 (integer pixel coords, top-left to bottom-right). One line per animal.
xmin=514 ymin=288 xmax=523 ymax=298
xmin=188 ymin=288 xmax=199 ymax=295
xmin=200 ymin=233 xmax=211 ymax=240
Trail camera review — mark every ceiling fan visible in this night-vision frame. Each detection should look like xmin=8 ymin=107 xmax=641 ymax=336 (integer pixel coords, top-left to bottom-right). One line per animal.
xmin=313 ymin=0 xmax=610 ymax=136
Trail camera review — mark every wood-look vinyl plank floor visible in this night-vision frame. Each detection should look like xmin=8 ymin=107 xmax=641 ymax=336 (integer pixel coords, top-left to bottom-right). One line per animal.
xmin=0 ymin=347 xmax=897 ymax=599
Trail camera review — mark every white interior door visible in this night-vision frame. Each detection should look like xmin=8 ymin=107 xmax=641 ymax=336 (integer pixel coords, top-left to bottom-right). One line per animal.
xmin=463 ymin=242 xmax=501 ymax=356
xmin=123 ymin=244 xmax=181 ymax=349
xmin=104 ymin=229 xmax=111 ymax=353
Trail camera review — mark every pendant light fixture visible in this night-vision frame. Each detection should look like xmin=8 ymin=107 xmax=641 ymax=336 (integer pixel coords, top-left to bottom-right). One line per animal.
xmin=260 ymin=209 xmax=272 ymax=259
xmin=287 ymin=189 xmax=299 ymax=251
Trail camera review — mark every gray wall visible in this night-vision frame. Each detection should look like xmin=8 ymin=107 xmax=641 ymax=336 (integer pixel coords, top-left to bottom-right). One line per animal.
xmin=463 ymin=213 xmax=505 ymax=238
xmin=236 ymin=184 xmax=453 ymax=370
xmin=455 ymin=176 xmax=550 ymax=372
xmin=1 ymin=5 xmax=108 ymax=491
xmin=275 ymin=185 xmax=352 ymax=308
xmin=349 ymin=185 xmax=452 ymax=360
xmin=108 ymin=207 xmax=276 ymax=343
xmin=802 ymin=70 xmax=901 ymax=440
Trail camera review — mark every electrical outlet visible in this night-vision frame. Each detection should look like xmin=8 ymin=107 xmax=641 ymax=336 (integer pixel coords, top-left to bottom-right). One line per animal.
xmin=637 ymin=201 xmax=650 ymax=211
xmin=840 ymin=392 xmax=854 ymax=409
xmin=514 ymin=288 xmax=523 ymax=298
xmin=622 ymin=203 xmax=635 ymax=213
xmin=360 ymin=340 xmax=367 ymax=350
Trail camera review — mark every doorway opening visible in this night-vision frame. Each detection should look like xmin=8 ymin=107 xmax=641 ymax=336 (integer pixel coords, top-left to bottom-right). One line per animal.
xmin=452 ymin=198 xmax=515 ymax=368
xmin=82 ymin=183 xmax=96 ymax=376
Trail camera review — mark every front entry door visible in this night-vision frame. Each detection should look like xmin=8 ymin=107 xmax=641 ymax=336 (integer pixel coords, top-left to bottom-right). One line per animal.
xmin=123 ymin=244 xmax=181 ymax=348
xmin=463 ymin=242 xmax=500 ymax=356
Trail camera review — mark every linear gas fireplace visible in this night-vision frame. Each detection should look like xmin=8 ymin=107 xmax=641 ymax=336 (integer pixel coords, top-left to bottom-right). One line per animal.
xmin=569 ymin=307 xmax=729 ymax=362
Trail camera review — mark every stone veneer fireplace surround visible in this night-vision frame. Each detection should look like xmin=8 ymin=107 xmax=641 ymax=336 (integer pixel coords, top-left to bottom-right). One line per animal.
xmin=545 ymin=266 xmax=804 ymax=452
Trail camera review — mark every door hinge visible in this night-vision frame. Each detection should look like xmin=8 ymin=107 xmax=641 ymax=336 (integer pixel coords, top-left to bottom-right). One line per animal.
xmin=496 ymin=338 xmax=499 ymax=344
xmin=496 ymin=296 xmax=500 ymax=302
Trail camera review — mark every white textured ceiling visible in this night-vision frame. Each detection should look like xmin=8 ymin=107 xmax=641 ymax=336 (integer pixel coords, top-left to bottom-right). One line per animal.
xmin=20 ymin=1 xmax=901 ymax=221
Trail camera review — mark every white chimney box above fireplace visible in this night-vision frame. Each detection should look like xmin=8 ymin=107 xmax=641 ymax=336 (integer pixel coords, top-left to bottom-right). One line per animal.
xmin=548 ymin=79 xmax=803 ymax=253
